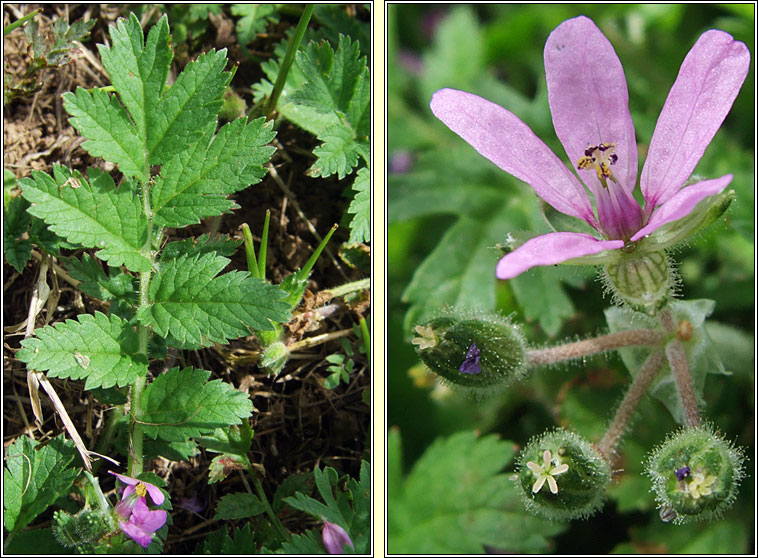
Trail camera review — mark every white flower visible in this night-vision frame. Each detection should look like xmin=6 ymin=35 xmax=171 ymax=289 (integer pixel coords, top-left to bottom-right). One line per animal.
xmin=526 ymin=449 xmax=569 ymax=494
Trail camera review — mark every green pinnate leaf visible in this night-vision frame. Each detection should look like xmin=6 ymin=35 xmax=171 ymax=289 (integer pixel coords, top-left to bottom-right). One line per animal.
xmin=160 ymin=233 xmax=242 ymax=261
xmin=62 ymin=87 xmax=145 ymax=180
xmin=214 ymin=493 xmax=266 ymax=520
xmin=3 ymin=435 xmax=79 ymax=533
xmin=97 ymin=13 xmax=171 ymax=144
xmin=347 ymin=167 xmax=370 ymax=244
xmin=291 ymin=35 xmax=366 ymax=117
xmin=309 ymin=123 xmax=360 ymax=179
xmin=3 ymin=195 xmax=33 ymax=272
xmin=198 ymin=524 xmax=257 ymax=554
xmin=289 ymin=35 xmax=370 ymax=178
xmin=19 ymin=165 xmax=150 ymax=272
xmin=284 ymin=462 xmax=370 ymax=554
xmin=152 ymin=117 xmax=275 ymax=228
xmin=231 ymin=4 xmax=279 ymax=46
xmin=387 ymin=430 xmax=566 ymax=554
xmin=137 ymin=253 xmax=290 ymax=347
xmin=277 ymin=529 xmax=326 ymax=555
xmin=16 ymin=312 xmax=148 ymax=390
xmin=149 ymin=48 xmax=231 ymax=163
xmin=65 ymin=253 xmax=136 ymax=304
xmin=139 ymin=366 xmax=253 ymax=441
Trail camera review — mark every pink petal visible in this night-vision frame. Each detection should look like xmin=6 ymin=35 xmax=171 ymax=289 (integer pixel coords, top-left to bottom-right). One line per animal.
xmin=544 ymin=15 xmax=642 ymax=238
xmin=430 ymin=88 xmax=597 ymax=227
xmin=631 ymin=174 xmax=733 ymax=241
xmin=131 ymin=499 xmax=168 ymax=533
xmin=119 ymin=520 xmax=154 ymax=548
xmin=496 ymin=232 xmax=624 ymax=280
xmin=641 ymin=30 xmax=750 ymax=214
xmin=322 ymin=520 xmax=354 ymax=554
xmin=109 ymin=471 xmax=138 ymax=486
xmin=143 ymin=483 xmax=165 ymax=506
xmin=108 ymin=470 xmax=164 ymax=505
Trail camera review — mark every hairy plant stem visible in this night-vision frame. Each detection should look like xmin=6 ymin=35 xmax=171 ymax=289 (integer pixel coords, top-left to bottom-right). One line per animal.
xmin=526 ymin=328 xmax=662 ymax=366
xmin=264 ymin=4 xmax=314 ymax=119
xmin=597 ymin=349 xmax=665 ymax=459
xmin=129 ymin=172 xmax=156 ymax=477
xmin=659 ymin=308 xmax=701 ymax=428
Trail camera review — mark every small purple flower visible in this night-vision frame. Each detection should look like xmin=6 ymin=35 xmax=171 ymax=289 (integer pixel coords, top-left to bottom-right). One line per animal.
xmin=675 ymin=466 xmax=691 ymax=481
xmin=459 ymin=342 xmax=481 ymax=374
xmin=109 ymin=471 xmax=167 ymax=548
xmin=118 ymin=498 xmax=167 ymax=548
xmin=109 ymin=471 xmax=164 ymax=519
xmin=322 ymin=519 xmax=354 ymax=554
xmin=430 ymin=16 xmax=749 ymax=280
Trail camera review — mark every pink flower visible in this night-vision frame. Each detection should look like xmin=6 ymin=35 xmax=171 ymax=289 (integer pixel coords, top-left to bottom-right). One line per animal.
xmin=322 ymin=519 xmax=354 ymax=554
xmin=430 ymin=16 xmax=749 ymax=280
xmin=109 ymin=471 xmax=167 ymax=548
xmin=118 ymin=498 xmax=168 ymax=548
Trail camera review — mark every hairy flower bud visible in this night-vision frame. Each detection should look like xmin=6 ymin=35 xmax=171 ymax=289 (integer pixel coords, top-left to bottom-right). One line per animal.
xmin=411 ymin=309 xmax=527 ymax=397
xmin=516 ymin=429 xmax=612 ymax=521
xmin=645 ymin=425 xmax=744 ymax=524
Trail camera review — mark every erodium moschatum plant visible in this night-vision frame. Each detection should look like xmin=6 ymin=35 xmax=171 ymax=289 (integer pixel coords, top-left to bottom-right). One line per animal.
xmin=14 ymin=13 xmax=293 ymax=548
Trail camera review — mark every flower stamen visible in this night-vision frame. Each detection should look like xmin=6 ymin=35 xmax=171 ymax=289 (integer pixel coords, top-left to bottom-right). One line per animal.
xmin=577 ymin=142 xmax=618 ymax=186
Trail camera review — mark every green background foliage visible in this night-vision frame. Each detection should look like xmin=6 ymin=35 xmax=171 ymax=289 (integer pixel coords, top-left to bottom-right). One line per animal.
xmin=388 ymin=4 xmax=754 ymax=554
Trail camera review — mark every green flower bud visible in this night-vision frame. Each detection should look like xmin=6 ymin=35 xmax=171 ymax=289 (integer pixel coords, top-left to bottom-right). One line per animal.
xmin=411 ymin=309 xmax=527 ymax=397
xmin=53 ymin=509 xmax=113 ymax=549
xmin=261 ymin=340 xmax=290 ymax=374
xmin=645 ymin=425 xmax=744 ymax=524
xmin=516 ymin=429 xmax=612 ymax=521
xmin=602 ymin=250 xmax=675 ymax=314
xmin=219 ymin=89 xmax=247 ymax=121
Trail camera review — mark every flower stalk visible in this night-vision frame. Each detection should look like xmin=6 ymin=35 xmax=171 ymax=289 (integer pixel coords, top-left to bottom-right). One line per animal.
xmin=527 ymin=328 xmax=662 ymax=366
xmin=597 ymin=349 xmax=665 ymax=459
xmin=659 ymin=308 xmax=701 ymax=428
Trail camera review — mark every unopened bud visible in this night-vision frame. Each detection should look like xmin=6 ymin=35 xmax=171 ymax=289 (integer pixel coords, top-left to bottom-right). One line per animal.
xmin=411 ymin=309 xmax=527 ymax=397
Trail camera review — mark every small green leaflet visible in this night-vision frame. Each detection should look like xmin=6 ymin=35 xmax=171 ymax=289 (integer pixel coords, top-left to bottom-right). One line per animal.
xmin=139 ymin=366 xmax=253 ymax=442
xmin=137 ymin=253 xmax=291 ymax=347
xmin=347 ymin=166 xmax=370 ymax=244
xmin=151 ymin=117 xmax=276 ymax=229
xmin=17 ymin=312 xmax=148 ymax=390
xmin=19 ymin=165 xmax=150 ymax=272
